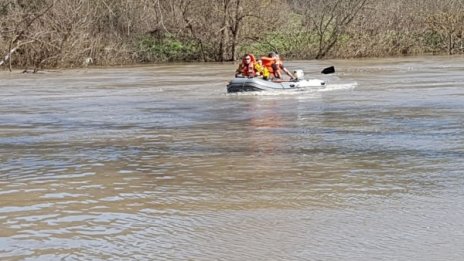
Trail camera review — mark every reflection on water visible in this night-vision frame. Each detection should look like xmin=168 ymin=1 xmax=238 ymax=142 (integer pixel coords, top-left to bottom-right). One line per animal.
xmin=1 ymin=57 xmax=464 ymax=260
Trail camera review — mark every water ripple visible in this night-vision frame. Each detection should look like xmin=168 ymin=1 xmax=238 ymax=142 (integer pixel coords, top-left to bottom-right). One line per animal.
xmin=0 ymin=58 xmax=463 ymax=260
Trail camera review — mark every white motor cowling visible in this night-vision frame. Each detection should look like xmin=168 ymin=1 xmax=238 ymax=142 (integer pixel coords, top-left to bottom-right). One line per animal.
xmin=293 ymin=70 xmax=305 ymax=80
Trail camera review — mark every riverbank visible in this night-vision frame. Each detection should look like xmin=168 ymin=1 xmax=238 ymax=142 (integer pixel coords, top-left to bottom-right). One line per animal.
xmin=1 ymin=0 xmax=463 ymax=70
xmin=2 ymin=53 xmax=463 ymax=76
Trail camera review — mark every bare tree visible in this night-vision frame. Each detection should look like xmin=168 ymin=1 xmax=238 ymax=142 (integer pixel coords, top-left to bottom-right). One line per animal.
xmin=2 ymin=0 xmax=464 ymax=69
xmin=300 ymin=0 xmax=370 ymax=59
xmin=424 ymin=0 xmax=464 ymax=54
xmin=1 ymin=0 xmax=55 ymax=71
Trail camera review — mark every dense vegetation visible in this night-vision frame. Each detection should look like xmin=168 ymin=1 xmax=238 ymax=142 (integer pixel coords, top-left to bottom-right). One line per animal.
xmin=1 ymin=0 xmax=463 ymax=70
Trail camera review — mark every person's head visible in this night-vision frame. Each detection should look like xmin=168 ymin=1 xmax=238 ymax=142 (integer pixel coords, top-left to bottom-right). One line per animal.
xmin=257 ymin=59 xmax=263 ymax=65
xmin=268 ymin=52 xmax=276 ymax=58
xmin=243 ymin=55 xmax=252 ymax=64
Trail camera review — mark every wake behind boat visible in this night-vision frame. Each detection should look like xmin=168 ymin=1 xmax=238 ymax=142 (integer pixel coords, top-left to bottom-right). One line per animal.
xmin=227 ymin=70 xmax=326 ymax=93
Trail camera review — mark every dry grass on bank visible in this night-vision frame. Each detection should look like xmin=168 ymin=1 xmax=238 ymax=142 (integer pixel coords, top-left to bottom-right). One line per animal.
xmin=1 ymin=0 xmax=463 ymax=71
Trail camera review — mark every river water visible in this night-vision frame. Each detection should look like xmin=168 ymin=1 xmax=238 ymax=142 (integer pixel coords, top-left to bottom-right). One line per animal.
xmin=1 ymin=56 xmax=463 ymax=260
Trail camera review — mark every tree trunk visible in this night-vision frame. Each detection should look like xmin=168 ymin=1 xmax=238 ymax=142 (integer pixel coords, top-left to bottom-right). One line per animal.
xmin=219 ymin=0 xmax=230 ymax=62
xmin=230 ymin=0 xmax=241 ymax=61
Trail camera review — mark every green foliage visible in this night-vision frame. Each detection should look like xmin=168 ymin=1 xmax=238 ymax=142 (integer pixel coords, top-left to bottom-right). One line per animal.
xmin=423 ymin=31 xmax=443 ymax=52
xmin=136 ymin=34 xmax=199 ymax=62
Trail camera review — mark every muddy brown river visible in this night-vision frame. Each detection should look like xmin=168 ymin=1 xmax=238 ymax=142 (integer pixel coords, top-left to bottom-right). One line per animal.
xmin=1 ymin=56 xmax=464 ymax=260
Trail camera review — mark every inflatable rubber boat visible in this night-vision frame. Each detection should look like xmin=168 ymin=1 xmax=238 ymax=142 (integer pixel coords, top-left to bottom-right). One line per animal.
xmin=227 ymin=70 xmax=326 ymax=93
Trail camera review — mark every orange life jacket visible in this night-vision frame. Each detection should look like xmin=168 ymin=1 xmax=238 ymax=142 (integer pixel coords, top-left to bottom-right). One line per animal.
xmin=261 ymin=57 xmax=275 ymax=73
xmin=241 ymin=54 xmax=256 ymax=77
xmin=261 ymin=56 xmax=282 ymax=78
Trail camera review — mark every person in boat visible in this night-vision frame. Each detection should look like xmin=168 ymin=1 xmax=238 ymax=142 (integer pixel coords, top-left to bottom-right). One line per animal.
xmin=235 ymin=54 xmax=257 ymax=78
xmin=260 ymin=51 xmax=295 ymax=81
xmin=255 ymin=59 xmax=270 ymax=80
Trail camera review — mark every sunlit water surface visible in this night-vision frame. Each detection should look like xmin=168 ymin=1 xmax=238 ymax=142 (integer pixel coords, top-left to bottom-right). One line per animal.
xmin=1 ymin=56 xmax=464 ymax=260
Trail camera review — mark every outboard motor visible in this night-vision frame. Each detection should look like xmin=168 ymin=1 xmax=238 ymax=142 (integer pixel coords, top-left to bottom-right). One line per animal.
xmin=294 ymin=70 xmax=305 ymax=80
